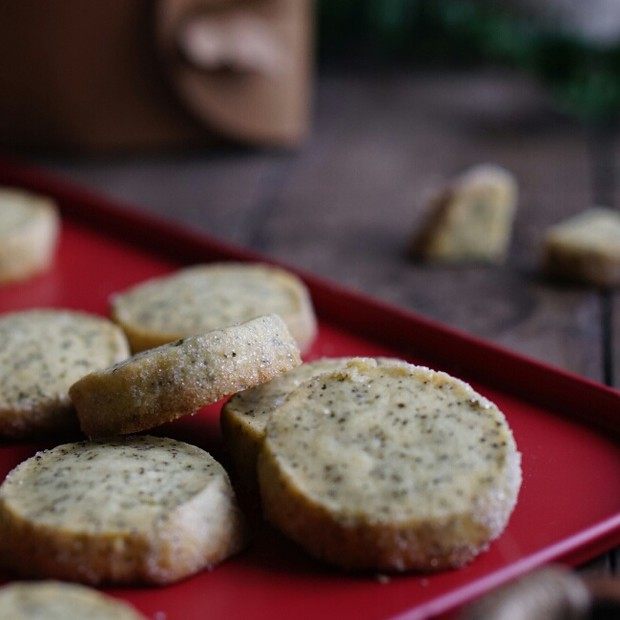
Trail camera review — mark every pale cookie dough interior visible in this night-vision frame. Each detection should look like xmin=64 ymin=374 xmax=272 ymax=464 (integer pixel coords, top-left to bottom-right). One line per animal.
xmin=222 ymin=357 xmax=402 ymax=491
xmin=0 ymin=581 xmax=145 ymax=620
xmin=70 ymin=314 xmax=301 ymax=438
xmin=111 ymin=262 xmax=317 ymax=352
xmin=259 ymin=361 xmax=521 ymax=571
xmin=0 ymin=436 xmax=246 ymax=585
xmin=0 ymin=309 xmax=129 ymax=438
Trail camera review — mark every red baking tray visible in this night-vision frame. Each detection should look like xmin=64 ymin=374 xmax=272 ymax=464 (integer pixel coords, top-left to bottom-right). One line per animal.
xmin=0 ymin=158 xmax=618 ymax=620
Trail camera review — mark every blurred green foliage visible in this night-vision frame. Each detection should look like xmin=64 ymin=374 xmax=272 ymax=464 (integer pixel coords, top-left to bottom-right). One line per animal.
xmin=318 ymin=0 xmax=620 ymax=122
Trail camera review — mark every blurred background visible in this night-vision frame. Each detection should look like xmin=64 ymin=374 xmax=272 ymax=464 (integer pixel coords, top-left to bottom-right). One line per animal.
xmin=0 ymin=0 xmax=618 ymax=378
xmin=2 ymin=1 xmax=620 ymax=149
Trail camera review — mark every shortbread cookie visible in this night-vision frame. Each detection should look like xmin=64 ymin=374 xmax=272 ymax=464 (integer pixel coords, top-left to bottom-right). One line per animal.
xmin=0 ymin=581 xmax=145 ymax=619
xmin=258 ymin=360 xmax=521 ymax=571
xmin=411 ymin=164 xmax=517 ymax=264
xmin=0 ymin=436 xmax=246 ymax=585
xmin=110 ymin=262 xmax=317 ymax=353
xmin=70 ymin=314 xmax=301 ymax=438
xmin=544 ymin=207 xmax=620 ymax=287
xmin=0 ymin=187 xmax=60 ymax=283
xmin=222 ymin=357 xmax=399 ymax=491
xmin=0 ymin=310 xmax=129 ymax=439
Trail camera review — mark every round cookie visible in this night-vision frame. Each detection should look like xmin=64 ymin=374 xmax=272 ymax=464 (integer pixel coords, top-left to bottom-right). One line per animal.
xmin=70 ymin=314 xmax=301 ymax=438
xmin=0 ymin=581 xmax=144 ymax=619
xmin=0 ymin=436 xmax=247 ymax=585
xmin=110 ymin=262 xmax=317 ymax=353
xmin=0 ymin=187 xmax=59 ymax=283
xmin=0 ymin=309 xmax=130 ymax=439
xmin=222 ymin=357 xmax=400 ymax=492
xmin=258 ymin=360 xmax=521 ymax=571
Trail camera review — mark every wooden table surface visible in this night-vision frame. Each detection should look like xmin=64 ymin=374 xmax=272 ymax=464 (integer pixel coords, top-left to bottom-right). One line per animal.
xmin=38 ymin=69 xmax=618 ymax=580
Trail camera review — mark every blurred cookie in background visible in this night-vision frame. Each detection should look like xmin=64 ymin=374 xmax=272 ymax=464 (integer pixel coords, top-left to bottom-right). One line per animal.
xmin=410 ymin=165 xmax=518 ymax=265
xmin=544 ymin=208 xmax=620 ymax=287
xmin=0 ymin=188 xmax=59 ymax=284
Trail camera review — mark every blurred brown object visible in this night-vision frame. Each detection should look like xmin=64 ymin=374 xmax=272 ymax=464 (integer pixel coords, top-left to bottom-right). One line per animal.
xmin=460 ymin=566 xmax=620 ymax=620
xmin=0 ymin=0 xmax=312 ymax=152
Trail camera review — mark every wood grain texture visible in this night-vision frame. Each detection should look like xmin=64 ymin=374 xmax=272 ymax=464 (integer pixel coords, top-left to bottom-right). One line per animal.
xmin=38 ymin=70 xmax=606 ymax=380
xmin=257 ymin=70 xmax=602 ymax=379
xmin=610 ymin=136 xmax=618 ymax=577
xmin=614 ymin=293 xmax=620 ymax=392
xmin=40 ymin=152 xmax=286 ymax=245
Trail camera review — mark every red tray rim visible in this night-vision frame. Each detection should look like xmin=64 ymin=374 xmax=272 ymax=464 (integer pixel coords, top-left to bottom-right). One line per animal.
xmin=2 ymin=156 xmax=617 ymax=433
xmin=0 ymin=155 xmax=618 ymax=617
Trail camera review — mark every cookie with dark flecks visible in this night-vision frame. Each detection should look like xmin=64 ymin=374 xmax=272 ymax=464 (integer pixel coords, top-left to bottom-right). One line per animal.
xmin=221 ymin=357 xmax=406 ymax=494
xmin=0 ymin=581 xmax=145 ymax=619
xmin=0 ymin=436 xmax=247 ymax=585
xmin=258 ymin=359 xmax=521 ymax=571
xmin=70 ymin=314 xmax=301 ymax=438
xmin=110 ymin=262 xmax=317 ymax=353
xmin=0 ymin=309 xmax=129 ymax=439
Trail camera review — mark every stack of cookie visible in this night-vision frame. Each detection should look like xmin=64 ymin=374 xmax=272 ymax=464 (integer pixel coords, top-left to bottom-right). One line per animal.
xmin=0 ymin=194 xmax=522 ymax=617
xmin=224 ymin=357 xmax=521 ymax=571
xmin=0 ymin=262 xmax=315 ymax=590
